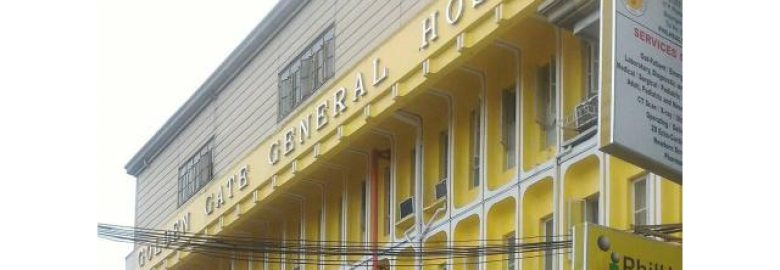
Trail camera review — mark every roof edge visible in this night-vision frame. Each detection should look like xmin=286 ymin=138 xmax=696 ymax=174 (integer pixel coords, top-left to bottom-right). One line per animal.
xmin=124 ymin=0 xmax=309 ymax=177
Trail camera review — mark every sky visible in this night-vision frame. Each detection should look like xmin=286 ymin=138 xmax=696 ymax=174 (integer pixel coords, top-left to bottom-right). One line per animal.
xmin=97 ymin=1 xmax=278 ymax=269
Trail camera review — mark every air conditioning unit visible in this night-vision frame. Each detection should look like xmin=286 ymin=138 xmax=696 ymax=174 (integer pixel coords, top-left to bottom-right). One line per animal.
xmin=574 ymin=95 xmax=598 ymax=132
xmin=435 ymin=178 xmax=447 ymax=200
xmin=399 ymin=197 xmax=414 ymax=219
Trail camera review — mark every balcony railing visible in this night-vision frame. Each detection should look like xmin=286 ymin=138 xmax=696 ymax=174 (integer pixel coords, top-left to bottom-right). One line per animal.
xmin=562 ymin=95 xmax=598 ymax=147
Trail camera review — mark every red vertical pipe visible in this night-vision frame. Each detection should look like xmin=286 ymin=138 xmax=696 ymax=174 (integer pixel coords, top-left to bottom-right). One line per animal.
xmin=370 ymin=150 xmax=379 ymax=269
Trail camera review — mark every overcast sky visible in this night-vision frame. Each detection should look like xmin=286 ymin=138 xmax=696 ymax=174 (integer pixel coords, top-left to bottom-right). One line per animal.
xmin=97 ymin=1 xmax=278 ymax=269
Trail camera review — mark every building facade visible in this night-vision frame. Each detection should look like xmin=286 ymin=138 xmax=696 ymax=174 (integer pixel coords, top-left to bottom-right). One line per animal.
xmin=125 ymin=0 xmax=682 ymax=270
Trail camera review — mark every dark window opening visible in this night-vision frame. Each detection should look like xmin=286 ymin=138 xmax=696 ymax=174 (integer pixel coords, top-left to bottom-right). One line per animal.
xmin=278 ymin=26 xmax=335 ymax=121
xmin=177 ymin=140 xmax=213 ymax=206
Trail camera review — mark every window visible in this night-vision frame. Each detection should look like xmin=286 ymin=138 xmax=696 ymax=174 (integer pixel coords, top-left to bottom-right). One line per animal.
xmin=584 ymin=193 xmax=599 ymax=224
xmin=502 ymin=88 xmax=517 ymax=169
xmin=177 ymin=140 xmax=213 ymax=206
xmin=439 ymin=130 xmax=449 ymax=180
xmin=338 ymin=195 xmax=344 ymax=242
xmin=278 ymin=26 xmax=335 ymax=121
xmin=536 ymin=56 xmax=557 ymax=149
xmin=317 ymin=209 xmax=323 ymax=242
xmin=505 ymin=232 xmax=516 ymax=270
xmin=469 ymin=102 xmax=482 ymax=189
xmin=632 ymin=174 xmax=655 ymax=226
xmin=410 ymin=148 xmax=416 ymax=197
xmin=582 ymin=41 xmax=599 ymax=98
xmin=360 ymin=181 xmax=367 ymax=242
xmin=466 ymin=249 xmax=478 ymax=270
xmin=384 ymin=167 xmax=391 ymax=235
xmin=542 ymin=216 xmax=554 ymax=270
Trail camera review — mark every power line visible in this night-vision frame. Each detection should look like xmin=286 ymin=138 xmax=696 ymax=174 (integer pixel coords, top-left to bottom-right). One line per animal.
xmin=99 ymin=223 xmax=573 ymax=267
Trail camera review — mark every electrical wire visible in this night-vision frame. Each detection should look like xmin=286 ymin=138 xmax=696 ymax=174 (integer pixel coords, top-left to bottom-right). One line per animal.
xmin=99 ymin=223 xmax=573 ymax=267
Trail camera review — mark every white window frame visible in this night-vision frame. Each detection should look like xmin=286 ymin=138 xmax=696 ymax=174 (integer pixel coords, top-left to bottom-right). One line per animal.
xmin=439 ymin=130 xmax=449 ymax=180
xmin=631 ymin=173 xmax=659 ymax=226
xmin=469 ymin=101 xmax=482 ymax=189
xmin=505 ymin=231 xmax=517 ymax=270
xmin=338 ymin=195 xmax=344 ymax=243
xmin=384 ymin=166 xmax=391 ymax=236
xmin=360 ymin=180 xmax=367 ymax=243
xmin=410 ymin=147 xmax=417 ymax=196
xmin=542 ymin=215 xmax=555 ymax=270
xmin=582 ymin=40 xmax=599 ymax=98
xmin=584 ymin=193 xmax=600 ymax=225
xmin=501 ymin=87 xmax=517 ymax=170
xmin=278 ymin=26 xmax=335 ymax=121
xmin=177 ymin=139 xmax=214 ymax=206
xmin=536 ymin=57 xmax=557 ymax=149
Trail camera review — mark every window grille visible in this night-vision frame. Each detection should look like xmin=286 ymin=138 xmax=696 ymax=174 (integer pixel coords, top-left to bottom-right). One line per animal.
xmin=177 ymin=140 xmax=214 ymax=206
xmin=633 ymin=176 xmax=649 ymax=226
xmin=469 ymin=103 xmax=482 ymax=189
xmin=501 ymin=88 xmax=517 ymax=169
xmin=278 ymin=26 xmax=335 ymax=121
xmin=536 ymin=56 xmax=557 ymax=149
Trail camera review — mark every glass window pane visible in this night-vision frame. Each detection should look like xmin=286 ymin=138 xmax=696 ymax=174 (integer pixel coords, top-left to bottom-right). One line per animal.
xmin=360 ymin=181 xmax=366 ymax=239
xmin=338 ymin=196 xmax=343 ymax=241
xmin=277 ymin=26 xmax=335 ymax=120
xmin=585 ymin=195 xmax=599 ymax=224
xmin=502 ymin=89 xmax=516 ymax=169
xmin=634 ymin=179 xmax=646 ymax=210
xmin=439 ymin=131 xmax=448 ymax=179
xmin=635 ymin=210 xmax=647 ymax=226
xmin=544 ymin=218 xmax=554 ymax=270
xmin=470 ymin=104 xmax=481 ymax=188
xmin=384 ymin=167 xmax=391 ymax=235
xmin=505 ymin=232 xmax=516 ymax=270
xmin=177 ymin=141 xmax=213 ymax=205
xmin=410 ymin=148 xmax=416 ymax=196
xmin=326 ymin=38 xmax=335 ymax=78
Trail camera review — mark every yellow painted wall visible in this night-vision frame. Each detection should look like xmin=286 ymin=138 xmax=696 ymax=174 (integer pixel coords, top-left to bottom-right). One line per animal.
xmin=563 ymin=155 xmax=600 ymax=227
xmin=346 ymin=160 xmax=367 ymax=264
xmin=609 ymin=156 xmax=648 ymax=230
xmin=388 ymin=120 xmax=417 ymax=237
xmin=561 ymin=30 xmax=586 ymax=141
xmin=156 ymin=7 xmax=687 ymax=270
xmin=423 ymin=232 xmax=448 ymax=270
xmin=267 ymin=220 xmax=282 ymax=270
xmin=660 ymin=178 xmax=682 ymax=225
xmin=522 ymin=178 xmax=554 ymax=270
xmin=447 ymin=76 xmax=482 ymax=209
xmin=405 ymin=97 xmax=449 ymax=209
xmin=561 ymin=155 xmax=600 ymax=270
xmin=453 ymin=215 xmax=481 ymax=270
xmin=660 ymin=178 xmax=683 ymax=239
xmin=466 ymin=48 xmax=521 ymax=191
xmin=324 ymin=177 xmax=342 ymax=270
xmin=608 ymin=156 xmax=682 ymax=234
xmin=486 ymin=198 xmax=517 ymax=270
xmin=395 ymin=247 xmax=415 ymax=270
xmin=285 ymin=211 xmax=301 ymax=268
xmin=379 ymin=158 xmax=392 ymax=243
xmin=304 ymin=193 xmax=322 ymax=270
xmin=517 ymin=19 xmax=558 ymax=171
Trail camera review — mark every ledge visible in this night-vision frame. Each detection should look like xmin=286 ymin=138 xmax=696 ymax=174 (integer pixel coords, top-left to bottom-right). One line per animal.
xmin=395 ymin=214 xmax=415 ymax=229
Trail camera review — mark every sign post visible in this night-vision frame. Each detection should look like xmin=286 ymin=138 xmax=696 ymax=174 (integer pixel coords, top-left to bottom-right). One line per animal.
xmin=599 ymin=0 xmax=683 ymax=183
xmin=573 ymin=223 xmax=682 ymax=270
